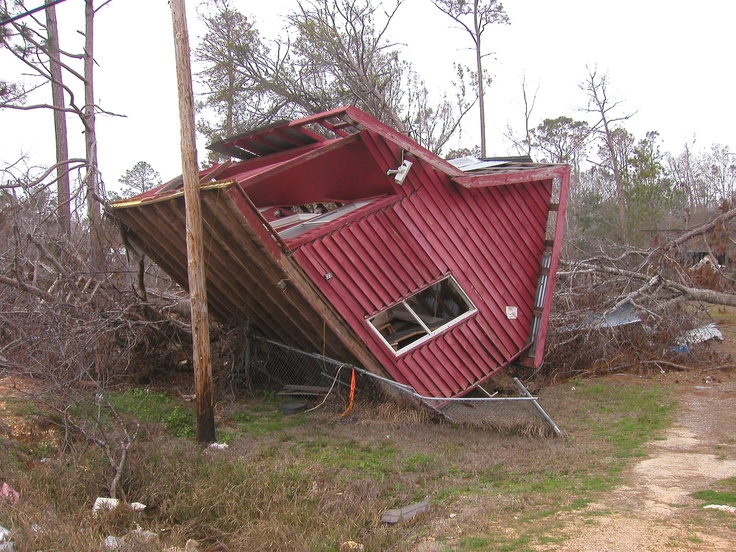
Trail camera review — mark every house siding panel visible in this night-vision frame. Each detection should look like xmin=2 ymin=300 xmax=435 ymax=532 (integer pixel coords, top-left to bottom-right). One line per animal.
xmin=292 ymin=148 xmax=554 ymax=397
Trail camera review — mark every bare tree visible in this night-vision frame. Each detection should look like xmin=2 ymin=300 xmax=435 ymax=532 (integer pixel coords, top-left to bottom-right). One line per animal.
xmin=194 ymin=0 xmax=474 ymax=154
xmin=581 ymin=67 xmax=636 ymax=242
xmin=431 ymin=0 xmax=509 ymax=157
xmin=45 ymin=2 xmax=71 ymax=235
xmin=1 ymin=0 xmax=116 ymax=266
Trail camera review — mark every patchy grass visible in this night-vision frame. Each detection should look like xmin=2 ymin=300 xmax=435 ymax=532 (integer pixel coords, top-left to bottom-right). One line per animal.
xmin=0 ymin=377 xmax=677 ymax=551
xmin=691 ymin=477 xmax=736 ymax=506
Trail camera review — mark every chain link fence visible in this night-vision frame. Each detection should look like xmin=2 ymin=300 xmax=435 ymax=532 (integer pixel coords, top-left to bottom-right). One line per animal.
xmin=247 ymin=336 xmax=561 ymax=435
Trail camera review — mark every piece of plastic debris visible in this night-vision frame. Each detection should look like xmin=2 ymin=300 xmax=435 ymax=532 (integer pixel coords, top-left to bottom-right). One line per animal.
xmin=207 ymin=443 xmax=229 ymax=451
xmin=339 ymin=541 xmax=364 ymax=551
xmin=0 ymin=483 xmax=19 ymax=505
xmin=93 ymin=497 xmax=120 ymax=514
xmin=130 ymin=502 xmax=147 ymax=512
xmin=103 ymin=536 xmax=121 ymax=550
xmin=704 ymin=504 xmax=736 ymax=513
xmin=129 ymin=526 xmax=158 ymax=541
xmin=0 ymin=525 xmax=14 ymax=552
xmin=184 ymin=539 xmax=201 ymax=551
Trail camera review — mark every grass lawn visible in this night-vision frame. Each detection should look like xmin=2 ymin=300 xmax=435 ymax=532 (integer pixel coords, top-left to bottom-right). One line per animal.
xmin=0 ymin=375 xmax=676 ymax=551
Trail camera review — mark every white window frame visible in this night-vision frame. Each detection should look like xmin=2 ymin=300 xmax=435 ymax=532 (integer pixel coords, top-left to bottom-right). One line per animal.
xmin=366 ymin=275 xmax=477 ymax=356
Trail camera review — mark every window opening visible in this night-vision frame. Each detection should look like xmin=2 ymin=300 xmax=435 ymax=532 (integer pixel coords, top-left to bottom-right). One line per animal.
xmin=368 ymin=276 xmax=476 ymax=354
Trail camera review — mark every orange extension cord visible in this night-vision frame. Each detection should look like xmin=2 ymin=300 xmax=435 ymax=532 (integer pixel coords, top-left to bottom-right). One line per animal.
xmin=340 ymin=368 xmax=356 ymax=418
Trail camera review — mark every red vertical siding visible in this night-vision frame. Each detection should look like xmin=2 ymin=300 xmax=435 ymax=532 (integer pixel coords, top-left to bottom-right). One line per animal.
xmin=293 ymin=149 xmax=554 ymax=397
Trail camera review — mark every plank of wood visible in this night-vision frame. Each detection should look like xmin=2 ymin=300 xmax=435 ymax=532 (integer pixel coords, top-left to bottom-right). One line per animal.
xmin=381 ymin=500 xmax=430 ymax=524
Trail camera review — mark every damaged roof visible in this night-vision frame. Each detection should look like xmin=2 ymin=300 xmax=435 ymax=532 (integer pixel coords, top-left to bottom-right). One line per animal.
xmin=111 ymin=106 xmax=570 ymax=399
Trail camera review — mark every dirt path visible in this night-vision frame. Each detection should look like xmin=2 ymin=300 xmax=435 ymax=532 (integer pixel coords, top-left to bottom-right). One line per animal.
xmin=545 ymin=378 xmax=736 ymax=551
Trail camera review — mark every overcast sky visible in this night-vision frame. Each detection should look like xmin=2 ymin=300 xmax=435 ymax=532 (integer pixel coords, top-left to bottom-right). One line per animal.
xmin=2 ymin=0 xmax=734 ymax=194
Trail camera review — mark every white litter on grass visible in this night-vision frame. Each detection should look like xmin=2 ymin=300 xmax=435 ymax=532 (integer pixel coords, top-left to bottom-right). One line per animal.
xmin=704 ymin=504 xmax=736 ymax=513
xmin=103 ymin=535 xmax=121 ymax=549
xmin=208 ymin=442 xmax=229 ymax=450
xmin=93 ymin=497 xmax=147 ymax=515
xmin=93 ymin=497 xmax=120 ymax=514
xmin=0 ymin=525 xmax=13 ymax=552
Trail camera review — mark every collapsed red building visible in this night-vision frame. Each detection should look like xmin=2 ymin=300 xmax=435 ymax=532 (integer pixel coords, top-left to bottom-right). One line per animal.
xmin=111 ymin=106 xmax=569 ymax=399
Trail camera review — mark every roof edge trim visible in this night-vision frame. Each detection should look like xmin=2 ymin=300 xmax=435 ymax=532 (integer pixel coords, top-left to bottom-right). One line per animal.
xmin=453 ymin=165 xmax=570 ymax=188
xmin=110 ymin=180 xmax=238 ymax=209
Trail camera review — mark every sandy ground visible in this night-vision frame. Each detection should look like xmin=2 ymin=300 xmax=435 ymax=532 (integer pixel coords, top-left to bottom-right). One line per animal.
xmin=541 ymin=378 xmax=736 ymax=551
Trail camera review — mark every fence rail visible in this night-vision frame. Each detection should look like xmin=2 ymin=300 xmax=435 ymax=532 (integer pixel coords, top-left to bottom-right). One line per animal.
xmin=250 ymin=337 xmax=561 ymax=435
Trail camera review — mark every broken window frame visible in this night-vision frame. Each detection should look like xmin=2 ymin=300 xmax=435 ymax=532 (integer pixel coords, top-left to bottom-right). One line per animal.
xmin=367 ymin=275 xmax=477 ymax=356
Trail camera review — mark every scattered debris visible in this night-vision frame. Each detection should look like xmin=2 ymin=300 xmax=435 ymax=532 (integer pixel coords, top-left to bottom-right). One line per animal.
xmin=93 ymin=497 xmax=120 ymax=514
xmin=163 ymin=539 xmax=201 ymax=552
xmin=277 ymin=385 xmax=331 ymax=397
xmin=599 ymin=302 xmax=642 ymax=328
xmin=678 ymin=322 xmax=724 ymax=346
xmin=93 ymin=497 xmax=147 ymax=515
xmin=102 ymin=535 xmax=121 ymax=550
xmin=207 ymin=443 xmax=229 ymax=451
xmin=381 ymin=500 xmax=430 ymax=524
xmin=339 ymin=541 xmax=365 ymax=551
xmin=572 ymin=301 xmax=642 ymax=330
xmin=703 ymin=504 xmax=736 ymax=513
xmin=0 ymin=525 xmax=13 ymax=552
xmin=103 ymin=526 xmax=159 ymax=550
xmin=0 ymin=483 xmax=19 ymax=505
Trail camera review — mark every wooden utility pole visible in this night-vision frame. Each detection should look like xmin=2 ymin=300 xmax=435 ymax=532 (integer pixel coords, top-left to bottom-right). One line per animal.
xmin=170 ymin=0 xmax=216 ymax=443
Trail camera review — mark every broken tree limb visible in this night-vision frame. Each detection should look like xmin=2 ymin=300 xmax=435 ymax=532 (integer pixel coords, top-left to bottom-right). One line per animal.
xmin=567 ymin=261 xmax=736 ymax=308
xmin=640 ymin=359 xmax=691 ymax=372
xmin=661 ymin=206 xmax=736 ymax=254
xmin=0 ymin=273 xmax=55 ymax=301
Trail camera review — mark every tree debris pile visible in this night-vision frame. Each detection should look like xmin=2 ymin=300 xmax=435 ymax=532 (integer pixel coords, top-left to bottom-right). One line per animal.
xmin=0 ymin=193 xmax=195 ymax=390
xmin=538 ymin=250 xmax=733 ymax=384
